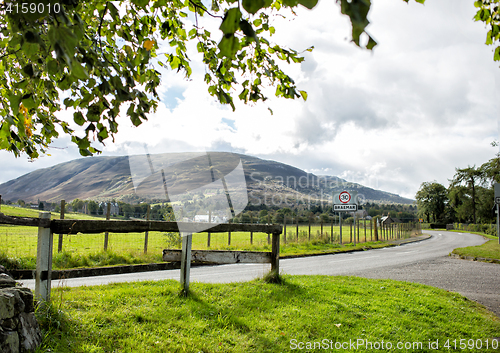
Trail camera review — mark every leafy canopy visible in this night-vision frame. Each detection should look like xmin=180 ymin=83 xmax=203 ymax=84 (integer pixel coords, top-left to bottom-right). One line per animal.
xmin=0 ymin=0 xmax=424 ymax=158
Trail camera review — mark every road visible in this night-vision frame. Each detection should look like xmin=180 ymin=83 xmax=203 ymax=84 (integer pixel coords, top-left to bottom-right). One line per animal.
xmin=20 ymin=230 xmax=500 ymax=316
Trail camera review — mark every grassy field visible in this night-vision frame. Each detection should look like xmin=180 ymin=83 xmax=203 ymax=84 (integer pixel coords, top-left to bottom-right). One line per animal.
xmin=0 ymin=205 xmax=418 ymax=270
xmin=36 ymin=275 xmax=500 ymax=353
xmin=451 ymin=233 xmax=500 ymax=262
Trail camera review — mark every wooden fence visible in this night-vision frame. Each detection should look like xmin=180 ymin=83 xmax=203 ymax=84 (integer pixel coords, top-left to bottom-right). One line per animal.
xmin=0 ymin=212 xmax=282 ymax=300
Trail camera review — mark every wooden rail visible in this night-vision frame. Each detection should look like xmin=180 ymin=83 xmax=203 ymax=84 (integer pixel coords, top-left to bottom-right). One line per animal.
xmin=0 ymin=213 xmax=282 ymax=299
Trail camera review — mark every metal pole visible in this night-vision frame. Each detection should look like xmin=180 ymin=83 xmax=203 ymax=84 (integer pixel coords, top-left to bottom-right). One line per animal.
xmin=144 ymin=204 xmax=150 ymax=254
xmin=497 ymin=203 xmax=499 ymax=244
xmin=339 ymin=213 xmax=342 ymax=244
xmin=353 ymin=212 xmax=356 ymax=246
xmin=57 ymin=200 xmax=65 ymax=253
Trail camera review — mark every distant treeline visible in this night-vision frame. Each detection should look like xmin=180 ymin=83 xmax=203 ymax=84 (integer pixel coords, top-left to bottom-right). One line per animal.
xmin=2 ymin=197 xmax=417 ymax=224
xmin=415 ymin=149 xmax=500 ymax=224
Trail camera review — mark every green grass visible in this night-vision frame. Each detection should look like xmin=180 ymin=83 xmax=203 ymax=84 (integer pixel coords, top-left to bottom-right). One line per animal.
xmin=36 ymin=275 xmax=500 ymax=353
xmin=452 ymin=239 xmax=500 ymax=262
xmin=447 ymin=231 xmax=500 ymax=262
xmin=0 ymin=226 xmax=414 ymax=270
xmin=0 ymin=204 xmax=102 ymax=220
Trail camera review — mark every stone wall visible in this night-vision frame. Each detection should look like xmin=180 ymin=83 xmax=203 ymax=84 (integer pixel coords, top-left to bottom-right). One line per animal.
xmin=0 ymin=266 xmax=41 ymax=353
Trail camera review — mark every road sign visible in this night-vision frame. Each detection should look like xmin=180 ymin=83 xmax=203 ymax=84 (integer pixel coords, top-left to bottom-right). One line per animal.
xmin=333 ymin=191 xmax=358 ymax=212
xmin=339 ymin=191 xmax=351 ymax=204
xmin=334 ymin=204 xmax=358 ymax=211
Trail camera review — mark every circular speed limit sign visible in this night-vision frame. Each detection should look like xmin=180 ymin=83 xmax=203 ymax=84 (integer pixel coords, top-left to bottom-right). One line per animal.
xmin=339 ymin=191 xmax=351 ymax=204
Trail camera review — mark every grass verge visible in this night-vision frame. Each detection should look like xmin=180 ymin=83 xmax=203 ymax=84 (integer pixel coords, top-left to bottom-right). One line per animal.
xmin=452 ymin=240 xmax=500 ymax=262
xmin=448 ymin=231 xmax=500 ymax=262
xmin=35 ymin=275 xmax=500 ymax=353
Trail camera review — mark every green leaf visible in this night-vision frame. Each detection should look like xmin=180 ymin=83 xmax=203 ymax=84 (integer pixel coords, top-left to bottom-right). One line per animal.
xmin=298 ymin=0 xmax=318 ymax=9
xmin=22 ymin=42 xmax=39 ymax=60
xmin=366 ymin=35 xmax=377 ymax=50
xmin=131 ymin=0 xmax=149 ymax=7
xmin=242 ymin=0 xmax=273 ymax=14
xmin=494 ymin=46 xmax=500 ymax=61
xmin=22 ymin=94 xmax=37 ymax=110
xmin=108 ymin=2 xmax=119 ymax=20
xmin=73 ymin=112 xmax=85 ymax=126
xmin=220 ymin=8 xmax=242 ymax=35
xmin=22 ymin=64 xmax=34 ymax=78
xmin=239 ymin=20 xmax=259 ymax=45
xmin=79 ymin=148 xmax=93 ymax=156
xmin=283 ymin=0 xmax=300 ymax=7
xmin=218 ymin=35 xmax=240 ymax=58
xmin=71 ymin=59 xmax=89 ymax=80
xmin=9 ymin=94 xmax=21 ymax=116
xmin=47 ymin=60 xmax=59 ymax=75
xmin=299 ymin=90 xmax=308 ymax=101
xmin=98 ymin=127 xmax=109 ymax=140
xmin=87 ymin=104 xmax=101 ymax=122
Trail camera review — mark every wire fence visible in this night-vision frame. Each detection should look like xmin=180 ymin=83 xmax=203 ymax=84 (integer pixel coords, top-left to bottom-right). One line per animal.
xmin=0 ymin=220 xmax=421 ymax=259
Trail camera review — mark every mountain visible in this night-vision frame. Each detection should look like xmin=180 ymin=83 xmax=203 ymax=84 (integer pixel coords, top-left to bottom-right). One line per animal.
xmin=0 ymin=152 xmax=415 ymax=206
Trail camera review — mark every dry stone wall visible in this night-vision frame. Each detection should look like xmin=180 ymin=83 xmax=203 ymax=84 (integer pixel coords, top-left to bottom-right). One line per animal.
xmin=0 ymin=266 xmax=41 ymax=353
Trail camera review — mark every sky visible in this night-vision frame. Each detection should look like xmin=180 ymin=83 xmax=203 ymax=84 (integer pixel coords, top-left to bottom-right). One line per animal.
xmin=0 ymin=0 xmax=499 ymax=200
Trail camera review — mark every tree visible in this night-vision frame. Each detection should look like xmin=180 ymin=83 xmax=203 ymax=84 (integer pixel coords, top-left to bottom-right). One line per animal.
xmin=0 ymin=0 xmax=424 ymax=158
xmin=87 ymin=200 xmax=99 ymax=214
xmin=415 ymin=181 xmax=447 ymax=223
xmin=449 ymin=166 xmax=485 ymax=224
xmin=474 ymin=0 xmax=500 ymax=64
xmin=70 ymin=198 xmax=84 ymax=212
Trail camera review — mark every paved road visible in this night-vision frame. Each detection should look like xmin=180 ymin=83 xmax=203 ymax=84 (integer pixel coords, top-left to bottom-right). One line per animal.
xmin=20 ymin=230 xmax=500 ymax=316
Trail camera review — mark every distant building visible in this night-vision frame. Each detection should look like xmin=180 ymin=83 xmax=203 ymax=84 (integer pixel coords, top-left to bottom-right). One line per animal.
xmin=98 ymin=202 xmax=120 ymax=216
xmin=194 ymin=215 xmax=222 ymax=223
xmin=380 ymin=216 xmax=402 ymax=226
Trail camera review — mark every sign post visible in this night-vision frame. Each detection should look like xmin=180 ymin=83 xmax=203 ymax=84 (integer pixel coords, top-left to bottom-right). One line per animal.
xmin=333 ymin=191 xmax=358 ymax=245
xmin=495 ymin=183 xmax=500 ymax=244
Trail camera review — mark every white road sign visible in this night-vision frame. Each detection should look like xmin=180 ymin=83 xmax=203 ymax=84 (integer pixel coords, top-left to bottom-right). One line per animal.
xmin=333 ymin=191 xmax=358 ymax=212
xmin=334 ymin=204 xmax=358 ymax=211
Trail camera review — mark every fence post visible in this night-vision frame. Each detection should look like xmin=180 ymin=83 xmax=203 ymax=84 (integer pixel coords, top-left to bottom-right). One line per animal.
xmin=308 ymin=216 xmax=311 ymax=241
xmin=35 ymin=212 xmax=52 ymax=303
xmin=339 ymin=214 xmax=342 ymax=245
xmin=331 ymin=218 xmax=334 ymax=243
xmin=207 ymin=210 xmax=211 ymax=248
xmin=250 ymin=214 xmax=254 ymax=245
xmin=57 ymin=200 xmax=65 ymax=253
xmin=144 ymin=204 xmax=150 ymax=254
xmin=296 ymin=218 xmax=299 ymax=242
xmin=364 ymin=218 xmax=366 ymax=242
xmin=104 ymin=202 xmax=111 ymax=251
xmin=267 ymin=214 xmax=271 ymax=244
xmin=357 ymin=217 xmax=360 ymax=243
xmin=180 ymin=232 xmax=192 ymax=295
xmin=271 ymin=232 xmax=280 ymax=273
xmin=283 ymin=215 xmax=286 ymax=244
